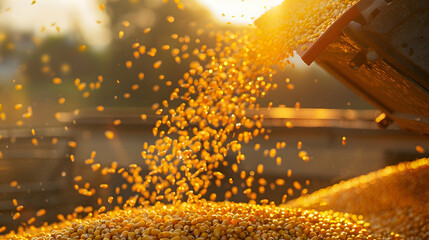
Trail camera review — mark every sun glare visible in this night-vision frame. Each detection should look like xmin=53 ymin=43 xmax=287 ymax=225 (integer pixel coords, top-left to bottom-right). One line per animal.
xmin=197 ymin=0 xmax=284 ymax=25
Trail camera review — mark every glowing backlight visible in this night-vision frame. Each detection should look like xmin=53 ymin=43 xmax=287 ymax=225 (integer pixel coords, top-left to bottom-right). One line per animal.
xmin=197 ymin=0 xmax=283 ymax=25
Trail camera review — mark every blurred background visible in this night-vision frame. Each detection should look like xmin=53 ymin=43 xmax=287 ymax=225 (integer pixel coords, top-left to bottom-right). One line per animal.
xmin=0 ymin=0 xmax=428 ymax=232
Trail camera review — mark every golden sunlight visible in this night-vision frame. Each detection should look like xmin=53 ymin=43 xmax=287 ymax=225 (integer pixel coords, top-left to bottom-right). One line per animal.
xmin=197 ymin=0 xmax=283 ymax=25
xmin=0 ymin=0 xmax=111 ymax=48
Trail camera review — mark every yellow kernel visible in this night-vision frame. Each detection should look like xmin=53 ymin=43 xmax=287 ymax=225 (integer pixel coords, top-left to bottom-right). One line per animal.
xmin=293 ymin=181 xmax=302 ymax=190
xmin=138 ymin=72 xmax=145 ymax=80
xmin=131 ymin=84 xmax=139 ymax=90
xmin=98 ymin=206 xmax=106 ymax=213
xmin=243 ymin=188 xmax=251 ymax=194
xmin=27 ymin=217 xmax=35 ymax=225
xmin=276 ymin=157 xmax=282 ymax=166
xmin=161 ymin=44 xmax=170 ymax=50
xmin=269 ymin=148 xmax=276 ymax=158
xmin=275 ymin=179 xmax=285 ymax=186
xmin=153 ymin=60 xmax=162 ymax=69
xmin=416 ymin=145 xmax=425 ymax=153
xmin=257 ymin=164 xmax=264 ymax=174
xmin=52 ymin=77 xmax=61 ymax=84
xmin=297 ymin=141 xmax=302 ymax=149
xmin=12 ymin=212 xmax=20 ymax=220
xmin=91 ymin=151 xmax=96 ymax=159
xmin=79 ymin=45 xmax=86 ymax=52
xmin=105 ymin=130 xmax=115 ymax=140
xmin=14 ymin=104 xmax=23 ymax=110
xmin=68 ymin=141 xmax=77 ymax=148
xmin=125 ymin=60 xmax=132 ymax=68
xmin=36 ymin=209 xmax=46 ymax=217
xmin=122 ymin=20 xmax=130 ymax=27
xmin=166 ymin=16 xmax=175 ymax=23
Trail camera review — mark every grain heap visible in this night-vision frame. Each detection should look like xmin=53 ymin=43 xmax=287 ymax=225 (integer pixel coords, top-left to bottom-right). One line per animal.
xmin=4 ymin=201 xmax=378 ymax=240
xmin=286 ymin=158 xmax=429 ymax=239
xmin=6 ymin=160 xmax=429 ymax=239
